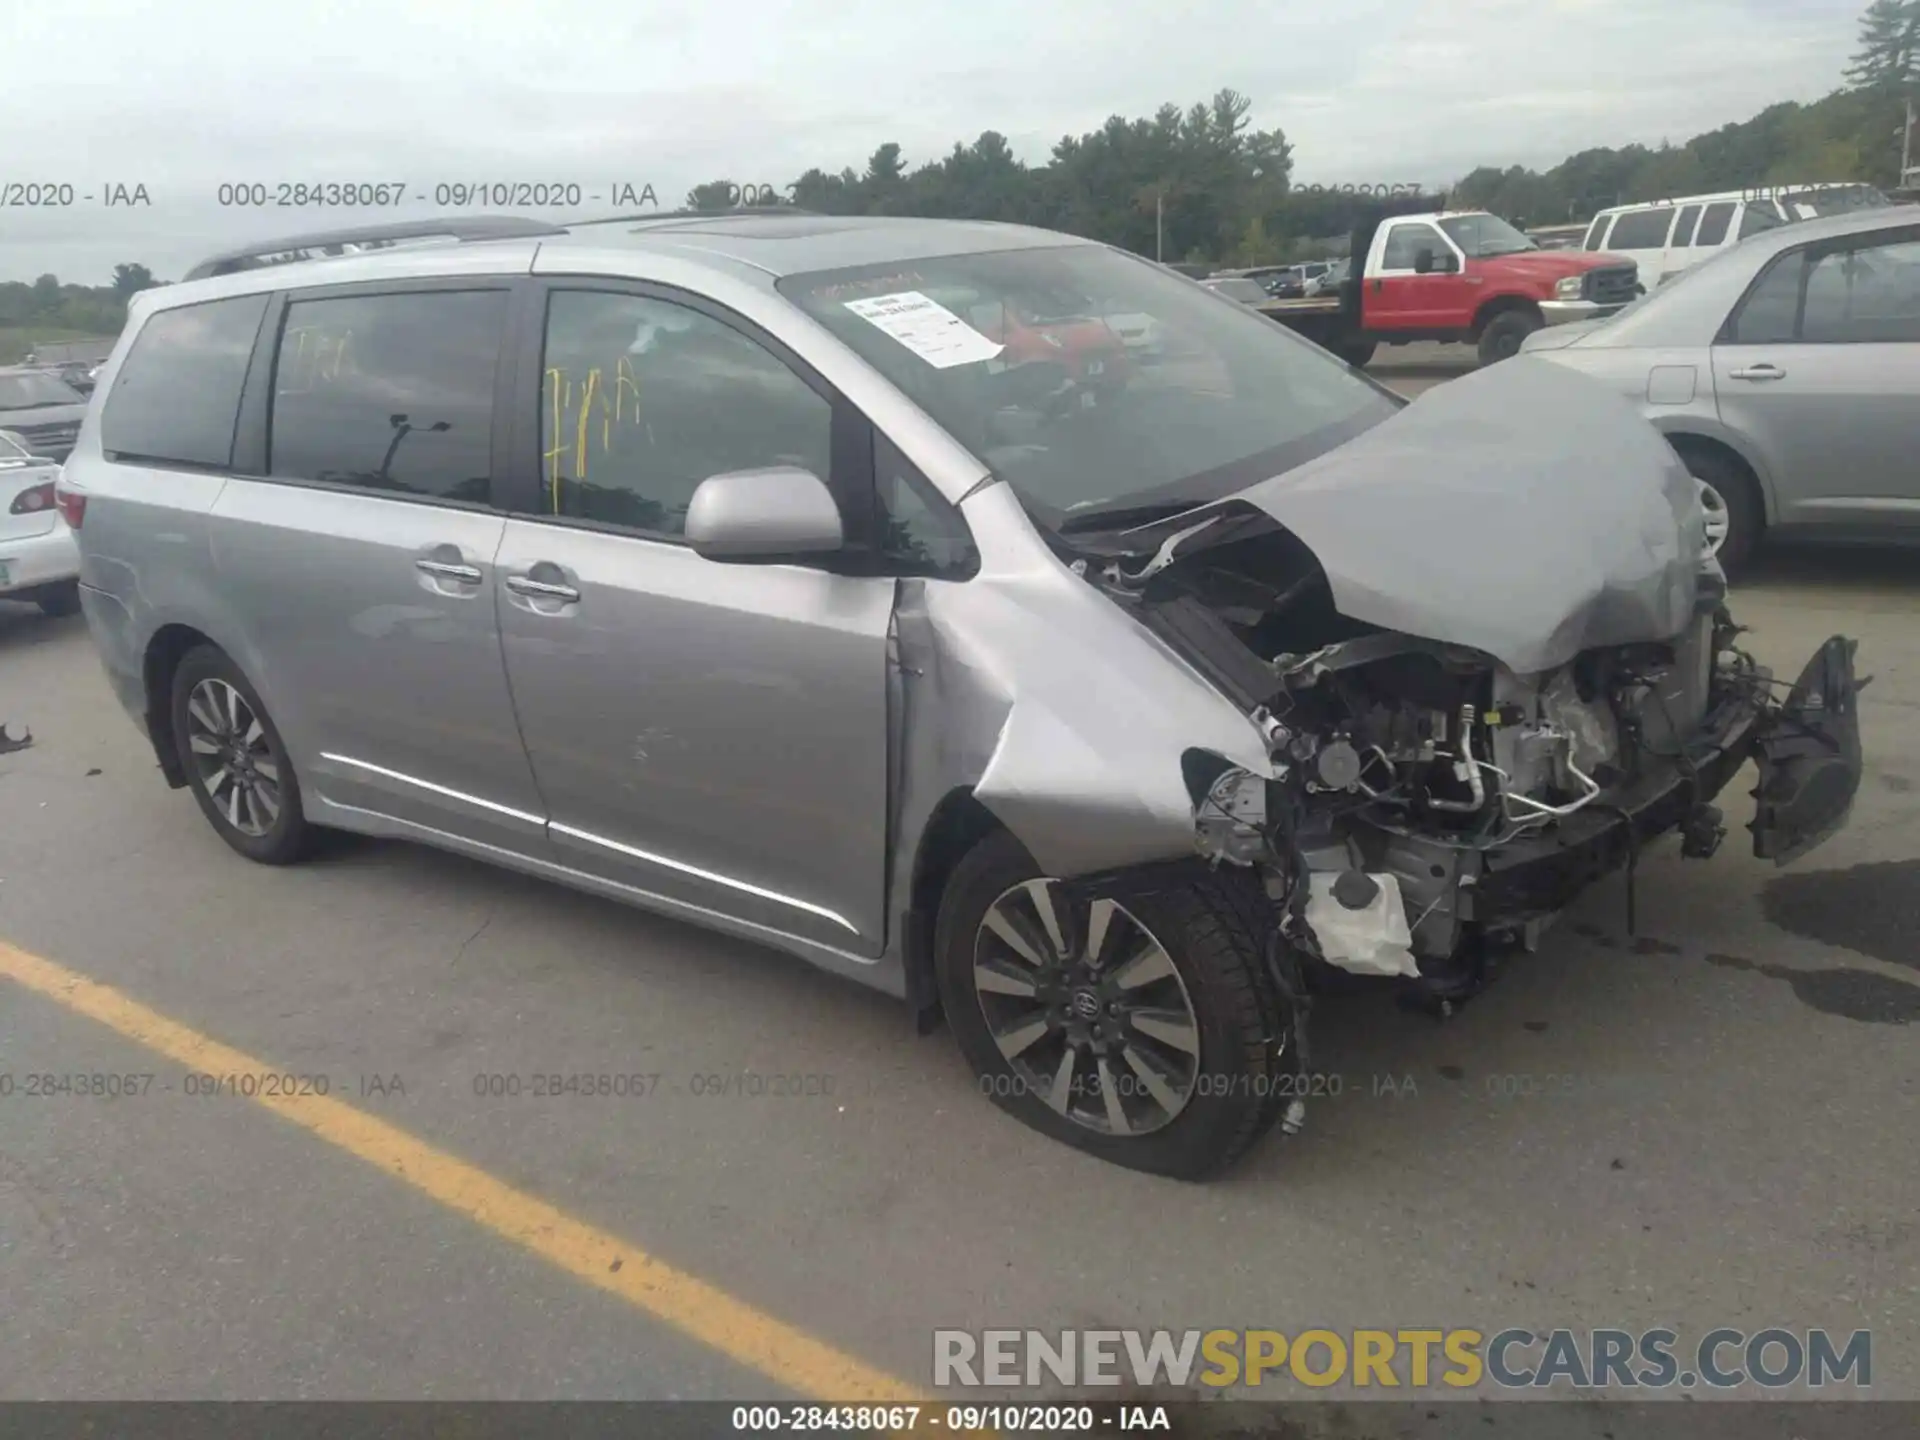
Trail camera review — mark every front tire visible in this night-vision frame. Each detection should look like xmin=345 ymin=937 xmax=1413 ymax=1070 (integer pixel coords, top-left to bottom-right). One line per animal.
xmin=934 ymin=831 xmax=1297 ymax=1180
xmin=1337 ymin=339 xmax=1377 ymax=367
xmin=170 ymin=645 xmax=313 ymax=865
xmin=1477 ymin=308 xmax=1543 ymax=366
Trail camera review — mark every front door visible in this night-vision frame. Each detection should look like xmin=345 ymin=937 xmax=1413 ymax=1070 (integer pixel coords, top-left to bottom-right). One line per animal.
xmin=1712 ymin=223 xmax=1920 ymax=531
xmin=208 ymin=282 xmax=549 ymax=854
xmin=494 ymin=284 xmax=896 ymax=953
xmin=1369 ymin=221 xmax=1469 ymax=330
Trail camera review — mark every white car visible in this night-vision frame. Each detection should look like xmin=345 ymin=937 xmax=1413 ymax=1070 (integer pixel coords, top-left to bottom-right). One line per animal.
xmin=0 ymin=429 xmax=80 ymax=615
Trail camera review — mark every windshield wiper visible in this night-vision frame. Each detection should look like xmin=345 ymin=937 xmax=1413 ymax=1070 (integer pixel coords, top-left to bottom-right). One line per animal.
xmin=3 ymin=401 xmax=73 ymax=410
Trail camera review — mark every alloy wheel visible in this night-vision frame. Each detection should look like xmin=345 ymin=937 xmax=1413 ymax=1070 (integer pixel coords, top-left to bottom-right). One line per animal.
xmin=972 ymin=879 xmax=1202 ymax=1136
xmin=184 ymin=678 xmax=282 ymax=838
xmin=1697 ymin=477 xmax=1730 ymax=556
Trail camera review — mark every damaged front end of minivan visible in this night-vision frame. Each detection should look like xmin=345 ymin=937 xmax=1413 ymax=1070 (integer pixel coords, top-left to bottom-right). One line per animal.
xmin=1013 ymin=364 xmax=1865 ymax=1139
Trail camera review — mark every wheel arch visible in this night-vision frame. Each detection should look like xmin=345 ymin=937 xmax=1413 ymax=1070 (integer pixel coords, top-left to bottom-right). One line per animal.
xmin=142 ymin=623 xmax=217 ymax=789
xmin=1653 ymin=424 xmax=1778 ymax=525
xmin=1469 ymin=293 xmax=1544 ymax=340
xmin=901 ymin=787 xmax=1015 ymax=1032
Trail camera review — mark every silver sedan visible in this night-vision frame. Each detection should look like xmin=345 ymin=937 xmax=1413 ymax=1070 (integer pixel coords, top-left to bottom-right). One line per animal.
xmin=1519 ymin=204 xmax=1920 ymax=573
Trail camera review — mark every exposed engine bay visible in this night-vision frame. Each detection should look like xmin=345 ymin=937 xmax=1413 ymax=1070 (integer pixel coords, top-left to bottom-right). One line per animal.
xmin=1062 ymin=501 xmax=1863 ymax=1007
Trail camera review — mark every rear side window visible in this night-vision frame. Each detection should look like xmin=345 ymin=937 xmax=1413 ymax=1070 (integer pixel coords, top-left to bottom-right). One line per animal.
xmin=1801 ymin=235 xmax=1920 ymax=343
xmin=1672 ymin=204 xmax=1703 ymax=248
xmin=268 ymin=289 xmax=507 ymax=503
xmin=1605 ymin=208 xmax=1676 ymax=250
xmin=99 ymin=294 xmax=269 ymax=468
xmin=1694 ymin=202 xmax=1736 ymax=247
xmin=1582 ymin=215 xmax=1613 ymax=250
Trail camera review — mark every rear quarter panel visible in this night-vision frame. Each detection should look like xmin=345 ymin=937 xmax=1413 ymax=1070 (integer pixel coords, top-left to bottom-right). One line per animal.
xmin=65 ymin=444 xmax=262 ymax=720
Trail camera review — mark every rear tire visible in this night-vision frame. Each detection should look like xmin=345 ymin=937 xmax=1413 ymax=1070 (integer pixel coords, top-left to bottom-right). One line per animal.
xmin=35 ymin=580 xmax=80 ymax=617
xmin=1337 ymin=339 xmax=1377 ymax=367
xmin=169 ymin=645 xmax=314 ymax=865
xmin=1679 ymin=446 xmax=1762 ymax=578
xmin=934 ymin=830 xmax=1297 ymax=1180
xmin=1477 ymin=308 xmax=1543 ymax=366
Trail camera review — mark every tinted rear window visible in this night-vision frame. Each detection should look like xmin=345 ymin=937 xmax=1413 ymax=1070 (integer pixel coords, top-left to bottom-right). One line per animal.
xmin=268 ymin=289 xmax=507 ymax=502
xmin=100 ymin=295 xmax=269 ymax=469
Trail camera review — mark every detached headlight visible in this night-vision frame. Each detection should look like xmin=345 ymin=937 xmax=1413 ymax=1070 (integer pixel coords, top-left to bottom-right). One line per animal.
xmin=1554 ymin=275 xmax=1585 ymax=300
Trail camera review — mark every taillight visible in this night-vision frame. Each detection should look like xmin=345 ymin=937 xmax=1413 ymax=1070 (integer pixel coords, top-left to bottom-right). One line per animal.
xmin=10 ymin=482 xmax=56 ymax=515
xmin=54 ymin=485 xmax=86 ymax=529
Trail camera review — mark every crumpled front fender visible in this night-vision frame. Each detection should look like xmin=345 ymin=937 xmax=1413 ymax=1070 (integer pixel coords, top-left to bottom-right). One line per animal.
xmin=889 ymin=489 xmax=1277 ymax=884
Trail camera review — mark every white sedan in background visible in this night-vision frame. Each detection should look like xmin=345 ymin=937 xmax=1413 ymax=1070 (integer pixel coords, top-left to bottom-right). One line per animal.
xmin=0 ymin=428 xmax=80 ymax=615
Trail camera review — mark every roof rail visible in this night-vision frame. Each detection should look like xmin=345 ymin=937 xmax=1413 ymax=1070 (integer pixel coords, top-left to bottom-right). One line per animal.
xmin=562 ymin=206 xmax=821 ymax=227
xmin=183 ymin=216 xmax=565 ymax=281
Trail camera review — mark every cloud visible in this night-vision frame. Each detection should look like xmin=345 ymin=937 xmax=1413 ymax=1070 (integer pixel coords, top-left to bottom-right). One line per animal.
xmin=0 ymin=0 xmax=1866 ymax=282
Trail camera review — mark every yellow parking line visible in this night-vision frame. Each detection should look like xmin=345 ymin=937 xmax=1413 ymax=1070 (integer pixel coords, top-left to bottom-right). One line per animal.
xmin=0 ymin=938 xmax=926 ymax=1406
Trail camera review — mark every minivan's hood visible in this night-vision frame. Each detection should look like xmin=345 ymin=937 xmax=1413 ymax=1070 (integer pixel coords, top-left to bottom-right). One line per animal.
xmin=1190 ymin=357 xmax=1703 ymax=674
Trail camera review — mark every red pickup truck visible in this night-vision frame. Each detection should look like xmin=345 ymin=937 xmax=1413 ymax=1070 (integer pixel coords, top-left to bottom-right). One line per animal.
xmin=1260 ymin=209 xmax=1642 ymax=368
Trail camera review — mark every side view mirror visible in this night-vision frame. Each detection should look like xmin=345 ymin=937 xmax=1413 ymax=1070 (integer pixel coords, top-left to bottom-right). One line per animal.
xmin=685 ymin=466 xmax=844 ymax=562
xmin=1436 ymin=252 xmax=1460 ymax=273
xmin=1413 ymin=249 xmax=1435 ymax=274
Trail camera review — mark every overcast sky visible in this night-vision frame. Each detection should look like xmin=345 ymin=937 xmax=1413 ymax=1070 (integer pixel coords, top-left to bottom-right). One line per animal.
xmin=1 ymin=0 xmax=1864 ymax=285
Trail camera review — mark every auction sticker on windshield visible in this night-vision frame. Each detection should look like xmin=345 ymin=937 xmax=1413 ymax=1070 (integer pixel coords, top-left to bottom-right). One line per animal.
xmin=843 ymin=291 xmax=1004 ymax=368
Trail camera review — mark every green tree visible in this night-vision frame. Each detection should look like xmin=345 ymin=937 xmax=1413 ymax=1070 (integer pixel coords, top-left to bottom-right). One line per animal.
xmin=1847 ymin=0 xmax=1920 ymax=90
xmin=685 ymin=179 xmax=742 ymax=210
xmin=111 ymin=263 xmax=156 ymax=298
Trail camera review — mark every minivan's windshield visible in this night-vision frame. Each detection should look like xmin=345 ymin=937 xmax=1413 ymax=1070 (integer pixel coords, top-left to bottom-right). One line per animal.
xmin=779 ymin=244 xmax=1399 ymax=529
xmin=1437 ymin=212 xmax=1539 ymax=258
xmin=0 ymin=371 xmax=84 ymax=409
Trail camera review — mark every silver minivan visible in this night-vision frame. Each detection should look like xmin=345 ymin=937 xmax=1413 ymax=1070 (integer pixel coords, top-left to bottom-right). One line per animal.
xmin=62 ymin=212 xmax=1863 ymax=1179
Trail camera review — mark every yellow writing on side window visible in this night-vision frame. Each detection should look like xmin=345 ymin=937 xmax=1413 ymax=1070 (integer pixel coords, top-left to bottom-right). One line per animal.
xmin=544 ymin=362 xmax=645 ymax=513
xmin=279 ymin=327 xmax=353 ymax=394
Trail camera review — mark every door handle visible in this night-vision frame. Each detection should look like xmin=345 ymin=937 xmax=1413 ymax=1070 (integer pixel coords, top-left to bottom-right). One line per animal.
xmin=505 ymin=574 xmax=581 ymax=603
xmin=415 ymin=558 xmax=483 ymax=583
xmin=1728 ymin=363 xmax=1786 ymax=381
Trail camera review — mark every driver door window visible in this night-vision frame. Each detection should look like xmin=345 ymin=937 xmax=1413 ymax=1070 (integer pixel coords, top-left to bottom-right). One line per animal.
xmin=541 ymin=290 xmax=833 ymax=537
xmin=1381 ymin=223 xmax=1447 ymax=272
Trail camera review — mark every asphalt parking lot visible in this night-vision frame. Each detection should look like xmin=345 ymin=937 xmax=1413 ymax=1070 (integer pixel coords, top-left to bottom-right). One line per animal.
xmin=2 ymin=357 xmax=1915 ymax=1413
